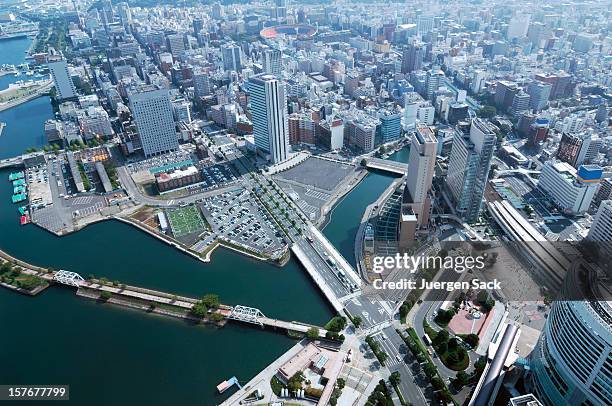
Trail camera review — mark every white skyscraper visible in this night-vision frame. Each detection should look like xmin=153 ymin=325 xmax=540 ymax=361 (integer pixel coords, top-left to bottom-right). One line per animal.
xmin=48 ymin=60 xmax=77 ymax=100
xmin=128 ymin=87 xmax=178 ymax=157
xmin=248 ymin=74 xmax=289 ymax=164
xmin=262 ymin=48 xmax=282 ymax=75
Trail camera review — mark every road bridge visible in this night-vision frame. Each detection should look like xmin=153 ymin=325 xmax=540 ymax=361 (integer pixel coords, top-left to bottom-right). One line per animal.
xmin=364 ymin=158 xmax=408 ymax=175
xmin=0 ymin=156 xmax=24 ymax=169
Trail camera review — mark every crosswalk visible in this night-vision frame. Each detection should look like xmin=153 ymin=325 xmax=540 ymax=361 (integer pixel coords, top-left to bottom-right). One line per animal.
xmin=70 ymin=196 xmax=94 ymax=205
xmin=73 ymin=201 xmax=104 ymax=217
xmin=371 ymin=332 xmax=404 ymax=368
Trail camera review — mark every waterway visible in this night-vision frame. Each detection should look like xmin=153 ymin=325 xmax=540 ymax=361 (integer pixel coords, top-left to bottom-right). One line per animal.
xmin=0 ymin=36 xmax=410 ymax=404
xmin=0 ymin=37 xmax=53 ymax=159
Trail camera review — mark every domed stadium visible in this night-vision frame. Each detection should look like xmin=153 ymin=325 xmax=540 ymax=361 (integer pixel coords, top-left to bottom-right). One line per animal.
xmin=260 ymin=24 xmax=317 ymax=40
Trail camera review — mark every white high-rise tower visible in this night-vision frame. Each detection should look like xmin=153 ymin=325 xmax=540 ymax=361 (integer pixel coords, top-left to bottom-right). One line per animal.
xmin=248 ymin=74 xmax=289 ymax=164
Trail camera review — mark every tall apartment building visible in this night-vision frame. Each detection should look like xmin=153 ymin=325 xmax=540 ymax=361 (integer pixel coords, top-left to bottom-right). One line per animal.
xmin=495 ymin=80 xmax=519 ymax=113
xmin=128 ymin=86 xmax=178 ymax=157
xmin=262 ymin=48 xmax=282 ymax=75
xmin=446 ymin=118 xmax=496 ymax=222
xmin=538 ymin=161 xmax=601 ymax=214
xmin=248 ymin=74 xmax=289 ymax=164
xmin=343 ymin=115 xmax=378 ymax=152
xmin=535 ymin=72 xmax=573 ymax=99
xmin=507 ymin=13 xmax=531 ymax=39
xmin=222 ymin=44 xmax=242 ymax=72
xmin=48 ymin=59 xmax=77 ymax=101
xmin=288 ymin=111 xmax=316 ymax=145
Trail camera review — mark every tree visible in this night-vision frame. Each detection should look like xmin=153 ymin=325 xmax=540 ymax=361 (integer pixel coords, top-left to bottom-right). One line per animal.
xmin=464 ymin=333 xmax=479 ymax=348
xmin=424 ymin=362 xmax=437 ymax=378
xmin=431 ymin=376 xmax=444 ymax=390
xmin=307 ymin=327 xmax=320 ymax=339
xmin=353 ymin=315 xmax=362 ymax=328
xmin=455 ymin=370 xmax=469 ymax=387
xmin=99 ymin=291 xmax=112 ymax=301
xmin=190 ymin=302 xmax=208 ymax=318
xmin=201 ymin=294 xmax=219 ymax=309
xmin=389 ymin=371 xmax=401 ymax=386
xmin=209 ymin=312 xmax=224 ymax=322
xmin=378 ymin=350 xmax=388 ymax=365
xmin=448 ymin=337 xmax=459 ymax=350
xmin=433 ymin=329 xmax=449 ymax=346
xmin=360 ymin=158 xmax=368 ymax=167
xmin=478 ymin=105 xmax=497 ymax=119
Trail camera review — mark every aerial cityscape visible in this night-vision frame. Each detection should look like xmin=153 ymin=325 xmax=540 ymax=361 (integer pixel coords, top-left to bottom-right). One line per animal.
xmin=0 ymin=0 xmax=610 ymax=405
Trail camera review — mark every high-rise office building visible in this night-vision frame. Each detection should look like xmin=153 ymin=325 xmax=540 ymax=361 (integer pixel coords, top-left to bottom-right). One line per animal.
xmin=416 ymin=15 xmax=434 ymax=36
xmin=222 ymin=44 xmax=242 ymax=72
xmin=379 ymin=110 xmax=402 ymax=143
xmin=48 ymin=59 xmax=77 ymax=101
xmin=192 ymin=18 xmax=203 ymax=36
xmin=507 ymin=13 xmax=531 ymax=39
xmin=262 ymin=48 xmax=282 ymax=75
xmin=273 ymin=0 xmax=287 ymax=20
xmin=248 ymin=74 xmax=289 ymax=164
xmin=166 ymin=34 xmax=186 ymax=58
xmin=446 ymin=118 xmax=496 ymax=222
xmin=527 ymin=81 xmax=552 ymax=111
xmin=128 ymin=86 xmax=178 ymax=157
xmin=495 ymin=80 xmax=519 ymax=113
xmin=401 ymin=43 xmax=424 ymax=74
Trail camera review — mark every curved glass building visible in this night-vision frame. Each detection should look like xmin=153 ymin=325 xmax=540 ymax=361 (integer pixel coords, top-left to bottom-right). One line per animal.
xmin=528 ymin=264 xmax=611 ymax=405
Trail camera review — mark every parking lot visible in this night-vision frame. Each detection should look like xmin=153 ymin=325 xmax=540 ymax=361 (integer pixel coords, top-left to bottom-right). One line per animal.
xmin=273 ymin=157 xmax=356 ymax=221
xmin=199 ymin=164 xmax=238 ymax=189
xmin=199 ymin=188 xmax=285 ymax=255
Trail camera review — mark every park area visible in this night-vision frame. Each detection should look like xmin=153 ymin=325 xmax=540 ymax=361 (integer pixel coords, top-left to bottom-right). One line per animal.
xmin=166 ymin=206 xmax=208 ymax=238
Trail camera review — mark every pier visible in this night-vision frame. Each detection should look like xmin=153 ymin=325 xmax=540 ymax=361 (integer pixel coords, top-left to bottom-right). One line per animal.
xmin=0 ymin=249 xmax=327 ymax=337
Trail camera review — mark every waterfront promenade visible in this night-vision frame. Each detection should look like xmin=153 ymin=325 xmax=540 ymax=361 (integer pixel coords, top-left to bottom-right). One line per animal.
xmin=0 ymin=79 xmax=53 ymax=112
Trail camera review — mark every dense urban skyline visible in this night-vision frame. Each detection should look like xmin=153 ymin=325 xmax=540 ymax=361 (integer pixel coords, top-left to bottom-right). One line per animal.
xmin=0 ymin=0 xmax=610 ymax=405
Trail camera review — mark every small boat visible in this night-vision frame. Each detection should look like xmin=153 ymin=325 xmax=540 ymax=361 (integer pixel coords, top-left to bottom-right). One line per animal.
xmin=18 ymin=206 xmax=27 ymax=215
xmin=20 ymin=215 xmax=30 ymax=225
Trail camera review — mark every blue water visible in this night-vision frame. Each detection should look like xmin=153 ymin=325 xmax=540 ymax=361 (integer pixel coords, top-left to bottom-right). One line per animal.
xmin=0 ymin=37 xmax=53 ymax=159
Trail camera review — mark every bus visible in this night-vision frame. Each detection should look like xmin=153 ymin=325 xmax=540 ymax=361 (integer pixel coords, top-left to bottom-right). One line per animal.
xmin=423 ymin=334 xmax=433 ymax=346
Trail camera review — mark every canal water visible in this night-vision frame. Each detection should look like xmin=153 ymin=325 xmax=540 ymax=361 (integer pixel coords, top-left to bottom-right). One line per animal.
xmin=0 ymin=37 xmax=410 ymax=405
xmin=0 ymin=37 xmax=53 ymax=159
